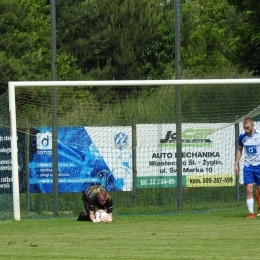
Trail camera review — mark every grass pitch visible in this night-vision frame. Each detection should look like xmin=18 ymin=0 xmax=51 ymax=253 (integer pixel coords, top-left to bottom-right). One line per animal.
xmin=0 ymin=210 xmax=259 ymax=260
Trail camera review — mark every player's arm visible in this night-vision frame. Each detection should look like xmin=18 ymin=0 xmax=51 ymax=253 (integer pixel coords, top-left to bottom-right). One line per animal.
xmin=105 ymin=199 xmax=113 ymax=222
xmin=107 ymin=213 xmax=113 ymax=222
xmin=89 ymin=210 xmax=95 ymax=222
xmin=234 ymin=146 xmax=243 ymax=175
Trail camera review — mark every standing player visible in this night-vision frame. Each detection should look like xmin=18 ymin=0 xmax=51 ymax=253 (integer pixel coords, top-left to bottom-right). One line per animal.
xmin=77 ymin=185 xmax=113 ymax=222
xmin=234 ymin=117 xmax=260 ymax=218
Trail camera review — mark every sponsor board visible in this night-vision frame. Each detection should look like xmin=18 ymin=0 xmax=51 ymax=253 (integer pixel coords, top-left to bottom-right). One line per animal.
xmin=136 ymin=123 xmax=235 ymax=188
xmin=29 ymin=126 xmax=132 ymax=193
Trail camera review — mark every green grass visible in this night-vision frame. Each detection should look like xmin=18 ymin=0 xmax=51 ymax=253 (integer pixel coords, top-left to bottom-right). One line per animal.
xmin=0 ymin=210 xmax=259 ymax=259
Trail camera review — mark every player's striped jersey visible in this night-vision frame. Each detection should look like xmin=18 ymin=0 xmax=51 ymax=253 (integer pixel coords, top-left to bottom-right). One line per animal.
xmin=238 ymin=129 xmax=260 ymax=166
xmin=82 ymin=185 xmax=113 ymax=213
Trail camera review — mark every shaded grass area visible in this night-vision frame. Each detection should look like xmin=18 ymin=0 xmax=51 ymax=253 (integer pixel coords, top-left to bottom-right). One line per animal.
xmin=0 ymin=211 xmax=259 ymax=260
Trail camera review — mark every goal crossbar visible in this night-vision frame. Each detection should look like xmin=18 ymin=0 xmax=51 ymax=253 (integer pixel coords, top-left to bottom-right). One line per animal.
xmin=8 ymin=79 xmax=260 ymax=88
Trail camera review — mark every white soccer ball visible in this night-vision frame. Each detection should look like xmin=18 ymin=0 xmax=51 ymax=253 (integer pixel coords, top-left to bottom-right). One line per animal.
xmin=94 ymin=210 xmax=111 ymax=222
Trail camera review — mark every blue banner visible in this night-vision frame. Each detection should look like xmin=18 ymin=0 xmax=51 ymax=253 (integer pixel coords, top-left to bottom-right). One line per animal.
xmin=29 ymin=126 xmax=126 ymax=193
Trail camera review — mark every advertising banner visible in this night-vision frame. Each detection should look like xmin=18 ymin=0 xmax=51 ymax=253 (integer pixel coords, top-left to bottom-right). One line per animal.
xmin=136 ymin=123 xmax=236 ymax=188
xmin=29 ymin=126 xmax=132 ymax=193
xmin=0 ymin=128 xmax=26 ymax=194
xmin=0 ymin=128 xmax=12 ymax=194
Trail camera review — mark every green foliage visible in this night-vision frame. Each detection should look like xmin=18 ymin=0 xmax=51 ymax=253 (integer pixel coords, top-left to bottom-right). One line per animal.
xmin=0 ymin=0 xmax=50 ymax=89
xmin=180 ymin=0 xmax=240 ymax=75
xmin=57 ymin=0 xmax=164 ymax=80
xmin=227 ymin=0 xmax=260 ymax=76
xmin=56 ymin=0 xmax=166 ymax=102
xmin=13 ymin=67 xmax=256 ymax=128
xmin=0 ymin=0 xmax=85 ymax=94
xmin=138 ymin=6 xmax=175 ymax=79
xmin=75 ymin=68 xmax=255 ymax=125
xmin=1 ymin=0 xmax=260 ymax=112
xmin=138 ymin=0 xmax=244 ymax=78
xmin=180 ymin=68 xmax=258 ymax=122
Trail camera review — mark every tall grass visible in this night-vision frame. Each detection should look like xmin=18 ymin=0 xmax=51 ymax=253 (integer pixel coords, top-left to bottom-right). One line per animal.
xmin=13 ymin=68 xmax=257 ymax=128
xmin=58 ymin=68 xmax=258 ymax=125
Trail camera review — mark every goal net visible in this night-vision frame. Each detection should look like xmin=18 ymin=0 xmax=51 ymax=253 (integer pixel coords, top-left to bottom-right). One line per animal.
xmin=1 ymin=79 xmax=260 ymax=220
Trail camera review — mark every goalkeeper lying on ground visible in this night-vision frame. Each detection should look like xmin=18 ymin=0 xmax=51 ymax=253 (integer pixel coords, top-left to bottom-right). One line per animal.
xmin=77 ymin=185 xmax=113 ymax=222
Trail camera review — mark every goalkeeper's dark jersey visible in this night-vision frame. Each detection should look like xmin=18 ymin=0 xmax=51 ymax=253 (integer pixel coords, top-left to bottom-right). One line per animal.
xmin=82 ymin=185 xmax=113 ymax=213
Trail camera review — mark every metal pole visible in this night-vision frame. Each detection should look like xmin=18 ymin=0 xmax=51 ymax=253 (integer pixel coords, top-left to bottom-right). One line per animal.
xmin=25 ymin=123 xmax=30 ymax=214
xmin=174 ymin=0 xmax=182 ymax=209
xmin=50 ymin=0 xmax=58 ymax=216
xmin=235 ymin=116 xmax=240 ymax=201
xmin=132 ymin=118 xmax=137 ymax=204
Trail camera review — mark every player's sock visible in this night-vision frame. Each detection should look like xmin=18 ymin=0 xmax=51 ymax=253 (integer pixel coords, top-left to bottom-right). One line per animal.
xmin=246 ymin=198 xmax=254 ymax=214
xmin=255 ymin=190 xmax=260 ymax=209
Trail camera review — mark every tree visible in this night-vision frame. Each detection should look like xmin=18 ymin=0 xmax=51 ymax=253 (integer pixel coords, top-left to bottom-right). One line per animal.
xmin=138 ymin=0 xmax=241 ymax=78
xmin=0 ymin=0 xmax=83 ymax=94
xmin=57 ymin=0 xmax=164 ymax=80
xmin=227 ymin=0 xmax=260 ymax=76
xmin=138 ymin=2 xmax=175 ymax=79
xmin=180 ymin=0 xmax=241 ymax=75
xmin=56 ymin=0 xmax=165 ymax=102
xmin=0 ymin=0 xmax=47 ymax=92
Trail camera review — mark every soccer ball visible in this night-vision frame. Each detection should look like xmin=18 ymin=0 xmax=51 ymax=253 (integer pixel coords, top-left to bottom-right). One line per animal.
xmin=94 ymin=210 xmax=111 ymax=222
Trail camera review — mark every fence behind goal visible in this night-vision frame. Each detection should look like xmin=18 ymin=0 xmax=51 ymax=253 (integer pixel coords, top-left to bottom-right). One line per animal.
xmin=1 ymin=79 xmax=260 ymax=220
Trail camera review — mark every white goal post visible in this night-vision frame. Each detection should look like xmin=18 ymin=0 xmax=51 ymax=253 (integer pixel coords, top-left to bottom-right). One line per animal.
xmin=8 ymin=78 xmax=260 ymax=221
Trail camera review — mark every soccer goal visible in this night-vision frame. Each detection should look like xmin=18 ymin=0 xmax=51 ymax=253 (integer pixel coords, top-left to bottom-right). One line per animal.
xmin=4 ymin=78 xmax=260 ymax=221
